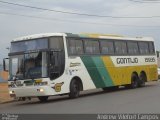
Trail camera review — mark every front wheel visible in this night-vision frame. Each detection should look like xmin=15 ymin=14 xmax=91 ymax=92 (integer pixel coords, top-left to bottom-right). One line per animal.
xmin=69 ymin=79 xmax=80 ymax=99
xmin=38 ymin=96 xmax=48 ymax=102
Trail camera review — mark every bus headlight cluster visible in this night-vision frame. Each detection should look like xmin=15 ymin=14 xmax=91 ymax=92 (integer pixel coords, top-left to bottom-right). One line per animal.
xmin=37 ymin=88 xmax=44 ymax=92
xmin=8 ymin=84 xmax=16 ymax=88
xmin=9 ymin=91 xmax=15 ymax=94
xmin=34 ymin=81 xmax=48 ymax=86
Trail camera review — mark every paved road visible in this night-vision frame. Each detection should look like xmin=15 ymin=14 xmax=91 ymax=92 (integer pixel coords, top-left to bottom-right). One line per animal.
xmin=0 ymin=81 xmax=160 ymax=114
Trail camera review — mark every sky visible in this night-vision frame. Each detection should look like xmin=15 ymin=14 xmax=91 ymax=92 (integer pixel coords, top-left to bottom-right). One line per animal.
xmin=0 ymin=0 xmax=160 ymax=63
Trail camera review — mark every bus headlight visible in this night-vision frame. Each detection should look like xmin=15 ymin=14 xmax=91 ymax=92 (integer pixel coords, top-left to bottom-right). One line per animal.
xmin=40 ymin=88 xmax=44 ymax=92
xmin=37 ymin=88 xmax=44 ymax=92
xmin=9 ymin=91 xmax=15 ymax=94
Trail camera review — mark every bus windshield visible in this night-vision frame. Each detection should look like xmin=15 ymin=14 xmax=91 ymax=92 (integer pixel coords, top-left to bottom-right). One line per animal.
xmin=10 ymin=51 xmax=48 ymax=80
xmin=11 ymin=38 xmax=48 ymax=53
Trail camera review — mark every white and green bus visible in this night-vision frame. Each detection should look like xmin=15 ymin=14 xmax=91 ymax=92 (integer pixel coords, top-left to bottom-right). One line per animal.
xmin=3 ymin=33 xmax=158 ymax=102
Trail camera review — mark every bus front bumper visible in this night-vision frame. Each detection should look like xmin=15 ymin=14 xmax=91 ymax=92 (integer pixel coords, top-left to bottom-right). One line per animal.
xmin=9 ymin=86 xmax=58 ymax=98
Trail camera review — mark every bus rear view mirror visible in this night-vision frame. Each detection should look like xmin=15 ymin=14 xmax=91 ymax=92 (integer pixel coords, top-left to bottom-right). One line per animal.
xmin=3 ymin=58 xmax=9 ymax=72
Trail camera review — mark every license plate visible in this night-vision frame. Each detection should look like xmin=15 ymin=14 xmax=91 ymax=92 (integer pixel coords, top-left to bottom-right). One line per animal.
xmin=10 ymin=94 xmax=16 ymax=98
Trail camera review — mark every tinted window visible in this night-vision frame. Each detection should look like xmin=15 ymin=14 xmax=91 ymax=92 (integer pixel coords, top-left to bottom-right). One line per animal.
xmin=75 ymin=40 xmax=84 ymax=54
xmin=67 ymin=39 xmax=83 ymax=55
xmin=115 ymin=41 xmax=127 ymax=54
xmin=11 ymin=38 xmax=48 ymax=53
xmin=138 ymin=42 xmax=149 ymax=54
xmin=68 ymin=39 xmax=75 ymax=54
xmin=149 ymin=42 xmax=155 ymax=54
xmin=100 ymin=40 xmax=114 ymax=54
xmin=84 ymin=40 xmax=100 ymax=54
xmin=49 ymin=37 xmax=64 ymax=50
xmin=127 ymin=42 xmax=139 ymax=54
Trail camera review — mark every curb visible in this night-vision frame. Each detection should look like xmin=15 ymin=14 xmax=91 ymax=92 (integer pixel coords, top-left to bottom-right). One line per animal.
xmin=0 ymin=99 xmax=16 ymax=104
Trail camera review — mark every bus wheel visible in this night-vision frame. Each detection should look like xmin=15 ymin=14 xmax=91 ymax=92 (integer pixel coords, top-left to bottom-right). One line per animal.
xmin=38 ymin=96 xmax=48 ymax=102
xmin=138 ymin=72 xmax=146 ymax=87
xmin=69 ymin=79 xmax=80 ymax=99
xmin=129 ymin=73 xmax=139 ymax=89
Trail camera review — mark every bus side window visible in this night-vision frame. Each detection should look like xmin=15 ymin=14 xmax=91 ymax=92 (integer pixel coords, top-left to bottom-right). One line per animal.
xmin=67 ymin=38 xmax=84 ymax=55
xmin=84 ymin=40 xmax=100 ymax=54
xmin=149 ymin=42 xmax=155 ymax=54
xmin=68 ymin=39 xmax=76 ymax=55
xmin=115 ymin=41 xmax=127 ymax=55
xmin=100 ymin=40 xmax=114 ymax=54
xmin=49 ymin=37 xmax=64 ymax=50
xmin=75 ymin=40 xmax=84 ymax=54
xmin=138 ymin=42 xmax=149 ymax=54
xmin=127 ymin=41 xmax=139 ymax=55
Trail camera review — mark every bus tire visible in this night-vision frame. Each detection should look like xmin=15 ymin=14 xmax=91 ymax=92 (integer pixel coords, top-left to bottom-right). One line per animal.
xmin=38 ymin=96 xmax=48 ymax=102
xmin=138 ymin=72 xmax=146 ymax=87
xmin=69 ymin=79 xmax=80 ymax=99
xmin=128 ymin=73 xmax=139 ymax=89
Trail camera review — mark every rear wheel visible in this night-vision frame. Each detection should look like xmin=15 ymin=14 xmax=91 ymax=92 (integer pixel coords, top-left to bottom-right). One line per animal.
xmin=69 ymin=79 xmax=80 ymax=99
xmin=38 ymin=96 xmax=48 ymax=102
xmin=127 ymin=73 xmax=139 ymax=89
xmin=138 ymin=72 xmax=146 ymax=87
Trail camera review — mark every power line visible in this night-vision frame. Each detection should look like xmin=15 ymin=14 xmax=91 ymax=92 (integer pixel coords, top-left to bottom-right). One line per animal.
xmin=0 ymin=0 xmax=127 ymax=18
xmin=0 ymin=11 xmax=160 ymax=28
xmin=0 ymin=0 xmax=160 ymax=18
xmin=129 ymin=0 xmax=160 ymax=3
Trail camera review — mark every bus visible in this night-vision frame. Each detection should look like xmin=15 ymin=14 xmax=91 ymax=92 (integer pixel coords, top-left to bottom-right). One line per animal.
xmin=3 ymin=33 xmax=158 ymax=102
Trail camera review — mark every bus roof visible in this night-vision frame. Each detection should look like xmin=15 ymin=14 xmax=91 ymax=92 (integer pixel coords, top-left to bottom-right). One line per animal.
xmin=13 ymin=33 xmax=65 ymax=42
xmin=13 ymin=33 xmax=154 ymax=42
xmin=74 ymin=33 xmax=154 ymax=42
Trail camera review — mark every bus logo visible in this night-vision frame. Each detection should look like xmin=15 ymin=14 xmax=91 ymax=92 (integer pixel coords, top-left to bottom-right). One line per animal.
xmin=54 ymin=82 xmax=64 ymax=92
xmin=70 ymin=62 xmax=81 ymax=67
xmin=117 ymin=58 xmax=138 ymax=64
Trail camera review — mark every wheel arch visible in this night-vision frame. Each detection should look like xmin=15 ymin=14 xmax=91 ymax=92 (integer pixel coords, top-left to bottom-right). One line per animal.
xmin=132 ymin=71 xmax=139 ymax=78
xmin=140 ymin=70 xmax=147 ymax=82
xmin=70 ymin=76 xmax=83 ymax=91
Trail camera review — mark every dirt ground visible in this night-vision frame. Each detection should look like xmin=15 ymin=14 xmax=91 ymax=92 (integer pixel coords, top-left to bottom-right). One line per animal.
xmin=0 ymin=83 xmax=13 ymax=103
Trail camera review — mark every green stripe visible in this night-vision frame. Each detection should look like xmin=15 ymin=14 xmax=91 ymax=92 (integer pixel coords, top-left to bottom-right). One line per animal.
xmin=81 ymin=56 xmax=114 ymax=88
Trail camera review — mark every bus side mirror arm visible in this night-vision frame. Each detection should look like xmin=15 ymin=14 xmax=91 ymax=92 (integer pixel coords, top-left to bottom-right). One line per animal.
xmin=3 ymin=58 xmax=9 ymax=72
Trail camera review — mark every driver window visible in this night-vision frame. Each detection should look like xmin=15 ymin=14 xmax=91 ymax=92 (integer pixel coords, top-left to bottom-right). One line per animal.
xmin=50 ymin=52 xmax=60 ymax=80
xmin=50 ymin=52 xmax=58 ymax=67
